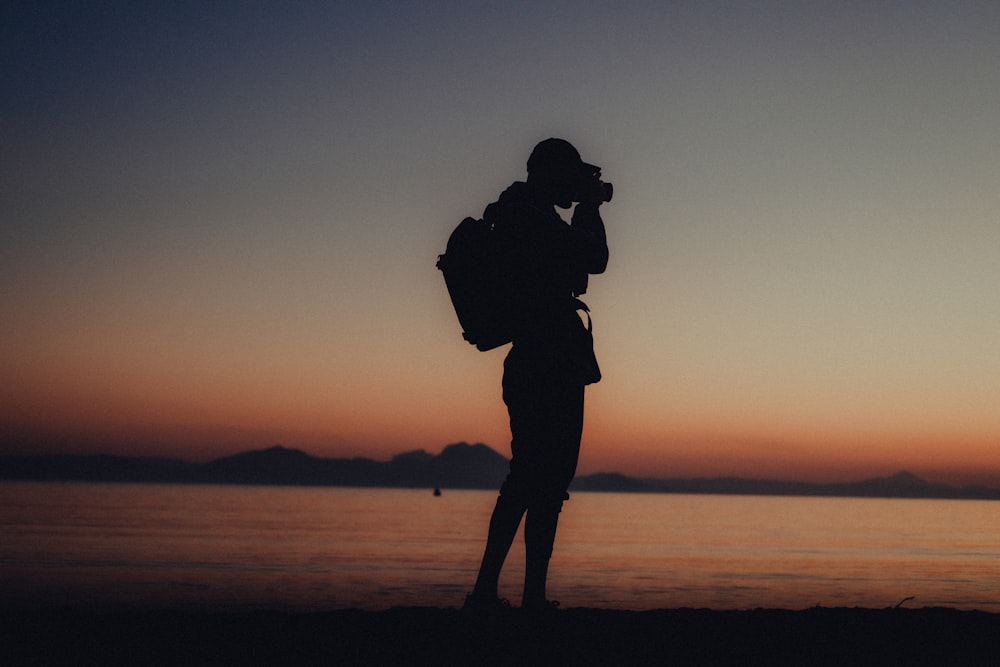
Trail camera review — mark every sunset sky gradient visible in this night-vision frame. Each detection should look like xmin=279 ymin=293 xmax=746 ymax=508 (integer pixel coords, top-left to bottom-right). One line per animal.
xmin=3 ymin=1 xmax=999 ymax=485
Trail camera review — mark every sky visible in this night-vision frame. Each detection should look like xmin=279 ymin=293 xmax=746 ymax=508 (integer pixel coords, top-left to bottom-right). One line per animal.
xmin=3 ymin=1 xmax=999 ymax=486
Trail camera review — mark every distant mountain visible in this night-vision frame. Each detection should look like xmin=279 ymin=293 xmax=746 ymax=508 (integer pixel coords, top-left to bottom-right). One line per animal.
xmin=571 ymin=473 xmax=656 ymax=493
xmin=573 ymin=469 xmax=1000 ymax=500
xmin=1 ymin=445 xmax=998 ymax=500
xmin=0 ymin=443 xmax=509 ymax=490
xmin=0 ymin=453 xmax=201 ymax=483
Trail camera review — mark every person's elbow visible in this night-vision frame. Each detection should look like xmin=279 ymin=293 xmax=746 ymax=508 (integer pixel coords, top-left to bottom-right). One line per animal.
xmin=588 ymin=250 xmax=609 ymax=274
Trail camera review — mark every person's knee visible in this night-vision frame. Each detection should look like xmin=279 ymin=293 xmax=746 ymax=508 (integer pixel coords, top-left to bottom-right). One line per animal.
xmin=500 ymin=479 xmax=567 ymax=513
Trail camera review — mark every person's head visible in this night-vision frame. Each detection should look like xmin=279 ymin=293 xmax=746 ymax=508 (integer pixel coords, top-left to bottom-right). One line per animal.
xmin=526 ymin=138 xmax=600 ymax=209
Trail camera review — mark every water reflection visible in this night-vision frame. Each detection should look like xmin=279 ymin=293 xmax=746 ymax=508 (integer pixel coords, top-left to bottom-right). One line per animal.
xmin=1 ymin=483 xmax=997 ymax=611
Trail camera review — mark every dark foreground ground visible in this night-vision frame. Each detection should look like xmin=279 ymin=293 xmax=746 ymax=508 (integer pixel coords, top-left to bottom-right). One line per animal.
xmin=3 ymin=605 xmax=1000 ymax=666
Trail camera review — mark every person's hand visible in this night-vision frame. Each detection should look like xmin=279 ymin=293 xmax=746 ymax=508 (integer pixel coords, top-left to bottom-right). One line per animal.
xmin=576 ymin=175 xmax=607 ymax=206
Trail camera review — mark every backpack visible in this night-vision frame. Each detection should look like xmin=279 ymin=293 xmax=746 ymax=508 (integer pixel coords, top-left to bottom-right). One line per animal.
xmin=437 ymin=216 xmax=515 ymax=351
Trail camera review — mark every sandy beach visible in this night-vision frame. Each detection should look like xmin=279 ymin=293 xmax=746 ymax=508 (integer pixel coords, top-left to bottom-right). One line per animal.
xmin=4 ymin=605 xmax=999 ymax=666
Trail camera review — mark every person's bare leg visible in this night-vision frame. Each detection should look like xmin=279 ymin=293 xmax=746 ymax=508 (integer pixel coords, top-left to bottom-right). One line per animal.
xmin=522 ymin=502 xmax=560 ymax=608
xmin=471 ymin=493 xmax=525 ymax=599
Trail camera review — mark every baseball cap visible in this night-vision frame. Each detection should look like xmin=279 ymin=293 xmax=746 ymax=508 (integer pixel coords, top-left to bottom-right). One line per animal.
xmin=527 ymin=138 xmax=600 ymax=177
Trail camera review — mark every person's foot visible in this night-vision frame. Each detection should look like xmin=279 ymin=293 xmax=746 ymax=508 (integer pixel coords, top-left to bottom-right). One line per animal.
xmin=462 ymin=592 xmax=512 ymax=614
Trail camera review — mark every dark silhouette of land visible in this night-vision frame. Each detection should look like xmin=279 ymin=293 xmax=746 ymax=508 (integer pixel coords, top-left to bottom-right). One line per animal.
xmin=0 ymin=443 xmax=508 ymax=489
xmin=3 ymin=605 xmax=999 ymax=666
xmin=2 ymin=443 xmax=999 ymax=500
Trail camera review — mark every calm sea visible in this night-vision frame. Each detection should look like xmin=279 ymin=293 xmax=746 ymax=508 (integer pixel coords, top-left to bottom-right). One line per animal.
xmin=1 ymin=482 xmax=998 ymax=612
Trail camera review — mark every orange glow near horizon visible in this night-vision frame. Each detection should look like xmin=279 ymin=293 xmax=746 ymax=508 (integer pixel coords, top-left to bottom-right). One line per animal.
xmin=5 ymin=360 xmax=1000 ymax=489
xmin=4 ymin=291 xmax=999 ymax=487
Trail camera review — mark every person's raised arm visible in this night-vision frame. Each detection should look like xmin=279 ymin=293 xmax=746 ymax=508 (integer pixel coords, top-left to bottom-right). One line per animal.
xmin=571 ymin=176 xmax=609 ymax=274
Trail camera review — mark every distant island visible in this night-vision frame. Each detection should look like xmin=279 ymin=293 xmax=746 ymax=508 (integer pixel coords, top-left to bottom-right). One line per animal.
xmin=2 ymin=443 xmax=999 ymax=500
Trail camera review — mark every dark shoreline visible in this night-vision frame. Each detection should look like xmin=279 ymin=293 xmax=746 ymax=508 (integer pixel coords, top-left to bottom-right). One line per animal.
xmin=4 ymin=605 xmax=1000 ymax=666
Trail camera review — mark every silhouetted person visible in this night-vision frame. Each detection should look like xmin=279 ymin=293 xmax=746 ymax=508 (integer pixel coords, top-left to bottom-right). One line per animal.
xmin=465 ymin=138 xmax=610 ymax=612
